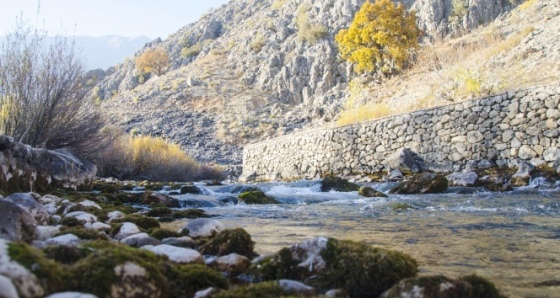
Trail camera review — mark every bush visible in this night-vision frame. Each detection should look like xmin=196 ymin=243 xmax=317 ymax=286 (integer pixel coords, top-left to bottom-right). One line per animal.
xmin=296 ymin=4 xmax=328 ymax=44
xmin=0 ymin=19 xmax=107 ymax=160
xmin=96 ymin=134 xmax=202 ymax=182
xmin=135 ymin=47 xmax=170 ymax=76
xmin=335 ymin=0 xmax=420 ymax=74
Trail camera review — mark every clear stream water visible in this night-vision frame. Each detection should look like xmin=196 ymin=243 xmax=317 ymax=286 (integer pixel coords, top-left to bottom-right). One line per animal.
xmin=164 ymin=179 xmax=560 ymax=298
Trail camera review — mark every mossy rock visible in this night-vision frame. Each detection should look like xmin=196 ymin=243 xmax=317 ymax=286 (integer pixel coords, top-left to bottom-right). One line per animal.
xmin=8 ymin=242 xmax=65 ymax=293
xmin=321 ymin=176 xmax=360 ymax=192
xmin=238 ymin=191 xmax=280 ymax=204
xmin=166 ymin=264 xmax=229 ymax=298
xmin=390 ymin=173 xmax=448 ymax=194
xmin=199 ymin=228 xmax=256 ymax=258
xmin=173 ymin=209 xmax=210 ymax=219
xmin=230 ymin=185 xmax=261 ymax=194
xmin=181 ymin=185 xmax=201 ymax=194
xmin=213 ymin=281 xmax=291 ymax=298
xmin=147 ymin=206 xmax=173 ymax=217
xmin=113 ymin=214 xmax=161 ymax=230
xmin=459 ymin=274 xmax=504 ymax=298
xmin=314 ymin=239 xmax=418 ymax=297
xmin=381 ymin=274 xmax=504 ymax=298
xmin=69 ymin=241 xmax=169 ymax=297
xmin=358 ymin=186 xmax=388 ymax=197
xmin=55 ymin=227 xmax=108 ymax=241
xmin=150 ymin=228 xmax=180 ymax=240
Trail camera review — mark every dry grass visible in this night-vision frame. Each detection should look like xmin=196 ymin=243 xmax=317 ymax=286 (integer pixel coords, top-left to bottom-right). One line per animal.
xmin=519 ymin=0 xmax=539 ymax=10
xmin=336 ymin=102 xmax=393 ymax=126
xmin=97 ymin=134 xmax=224 ymax=182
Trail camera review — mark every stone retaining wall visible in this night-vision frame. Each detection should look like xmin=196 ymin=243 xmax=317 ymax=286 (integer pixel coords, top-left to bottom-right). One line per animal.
xmin=242 ymin=85 xmax=560 ymax=181
xmin=0 ymin=135 xmax=97 ymax=194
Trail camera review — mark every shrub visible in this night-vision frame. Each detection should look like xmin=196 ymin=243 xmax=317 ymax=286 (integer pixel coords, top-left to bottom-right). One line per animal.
xmin=0 ymin=19 xmax=107 ymax=160
xmin=97 ymin=134 xmax=201 ymax=182
xmin=271 ymin=0 xmax=288 ymax=10
xmin=181 ymin=43 xmax=202 ymax=58
xmin=335 ymin=0 xmax=420 ymax=74
xmin=135 ymin=47 xmax=170 ymax=76
xmin=296 ymin=4 xmax=328 ymax=44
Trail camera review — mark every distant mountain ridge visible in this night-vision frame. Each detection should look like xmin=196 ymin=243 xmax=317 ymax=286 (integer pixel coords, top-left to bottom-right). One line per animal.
xmin=74 ymin=35 xmax=151 ymax=70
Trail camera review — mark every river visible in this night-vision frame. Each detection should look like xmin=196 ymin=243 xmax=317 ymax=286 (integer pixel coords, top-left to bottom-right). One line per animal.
xmin=165 ymin=179 xmax=560 ymax=298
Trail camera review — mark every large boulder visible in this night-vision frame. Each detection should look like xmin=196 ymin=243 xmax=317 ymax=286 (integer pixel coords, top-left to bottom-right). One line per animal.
xmin=142 ymin=192 xmax=180 ymax=208
xmin=390 ymin=173 xmax=449 ymax=194
xmin=120 ymin=233 xmax=161 ymax=248
xmin=0 ymin=199 xmax=37 ymax=242
xmin=113 ymin=222 xmax=141 ymax=240
xmin=446 ymin=172 xmax=479 ymax=187
xmin=0 ymin=136 xmax=96 ymax=193
xmin=382 ymin=148 xmax=422 ymax=174
xmin=0 ymin=274 xmax=19 ymax=298
xmin=5 ymin=193 xmax=50 ymax=225
xmin=181 ymin=219 xmax=225 ymax=238
xmin=320 ymin=177 xmax=360 ymax=192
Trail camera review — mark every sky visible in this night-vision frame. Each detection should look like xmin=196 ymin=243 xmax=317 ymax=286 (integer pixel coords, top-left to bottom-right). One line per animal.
xmin=0 ymin=0 xmax=231 ymax=39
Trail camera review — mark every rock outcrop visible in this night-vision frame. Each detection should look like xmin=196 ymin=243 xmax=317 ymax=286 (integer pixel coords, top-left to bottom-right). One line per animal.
xmin=0 ymin=136 xmax=96 ymax=195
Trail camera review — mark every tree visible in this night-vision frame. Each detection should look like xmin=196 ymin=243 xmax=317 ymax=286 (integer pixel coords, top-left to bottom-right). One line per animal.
xmin=0 ymin=19 xmax=106 ymax=160
xmin=135 ymin=47 xmax=170 ymax=76
xmin=335 ymin=0 xmax=420 ymax=74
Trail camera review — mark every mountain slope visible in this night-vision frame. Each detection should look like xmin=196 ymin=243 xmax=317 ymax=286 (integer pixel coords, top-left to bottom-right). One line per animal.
xmin=91 ymin=0 xmax=551 ymax=166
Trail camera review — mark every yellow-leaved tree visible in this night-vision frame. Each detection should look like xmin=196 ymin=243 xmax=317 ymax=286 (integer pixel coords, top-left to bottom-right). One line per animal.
xmin=135 ymin=47 xmax=170 ymax=76
xmin=336 ymin=0 xmax=420 ymax=74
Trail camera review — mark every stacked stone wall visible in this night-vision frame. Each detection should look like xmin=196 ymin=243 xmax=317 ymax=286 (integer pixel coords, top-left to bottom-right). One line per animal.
xmin=242 ymin=85 xmax=560 ymax=180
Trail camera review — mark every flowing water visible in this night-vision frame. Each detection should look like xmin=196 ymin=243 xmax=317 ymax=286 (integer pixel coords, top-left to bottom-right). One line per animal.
xmin=165 ymin=180 xmax=560 ymax=298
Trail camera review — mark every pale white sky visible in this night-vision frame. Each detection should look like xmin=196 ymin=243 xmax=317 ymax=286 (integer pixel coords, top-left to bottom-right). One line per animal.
xmin=0 ymin=0 xmax=231 ymax=39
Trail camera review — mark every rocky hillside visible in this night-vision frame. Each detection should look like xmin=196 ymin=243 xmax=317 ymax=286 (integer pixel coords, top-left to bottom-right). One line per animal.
xmin=91 ymin=0 xmax=543 ymax=165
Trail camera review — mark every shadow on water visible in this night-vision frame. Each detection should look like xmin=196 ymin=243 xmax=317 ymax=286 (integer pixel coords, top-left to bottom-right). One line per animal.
xmin=165 ymin=180 xmax=560 ymax=298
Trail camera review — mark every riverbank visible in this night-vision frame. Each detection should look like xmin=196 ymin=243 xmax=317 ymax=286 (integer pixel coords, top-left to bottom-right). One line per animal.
xmin=2 ymin=175 xmax=560 ymax=297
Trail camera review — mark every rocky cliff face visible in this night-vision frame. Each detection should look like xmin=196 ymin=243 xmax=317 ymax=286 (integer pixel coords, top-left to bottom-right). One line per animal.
xmin=92 ymin=0 xmax=517 ymax=165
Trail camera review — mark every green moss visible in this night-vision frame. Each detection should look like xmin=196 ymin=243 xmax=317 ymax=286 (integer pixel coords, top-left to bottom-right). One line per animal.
xmin=113 ymin=214 xmax=161 ymax=230
xmin=8 ymin=242 xmax=65 ymax=293
xmin=315 ymin=239 xmax=418 ymax=297
xmin=109 ymin=223 xmax=124 ymax=237
xmin=147 ymin=206 xmax=173 ymax=217
xmin=239 ymin=191 xmax=280 ymax=204
xmin=199 ymin=228 xmax=256 ymax=258
xmin=43 ymin=245 xmax=92 ymax=264
xmin=424 ymin=175 xmax=449 ymax=193
xmin=55 ymin=227 xmax=108 ymax=241
xmin=60 ymin=217 xmax=83 ymax=227
xmin=392 ymin=203 xmax=416 ymax=211
xmin=247 ymin=247 xmax=303 ymax=282
xmin=213 ymin=281 xmax=291 ymax=298
xmin=150 ymin=228 xmax=180 ymax=240
xmin=167 ymin=264 xmax=229 ymax=297
xmin=69 ymin=241 xmax=169 ymax=297
xmin=321 ymin=176 xmax=360 ymax=192
xmin=173 ymin=209 xmax=210 ymax=219
xmin=459 ymin=274 xmax=503 ymax=298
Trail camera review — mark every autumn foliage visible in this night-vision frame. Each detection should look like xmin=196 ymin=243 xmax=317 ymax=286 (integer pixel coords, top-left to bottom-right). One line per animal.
xmin=135 ymin=47 xmax=170 ymax=76
xmin=335 ymin=0 xmax=420 ymax=74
